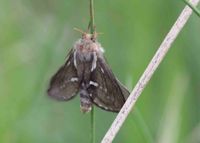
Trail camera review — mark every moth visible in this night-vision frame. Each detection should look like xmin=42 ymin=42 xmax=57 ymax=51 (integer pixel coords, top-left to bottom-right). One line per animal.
xmin=47 ymin=31 xmax=130 ymax=113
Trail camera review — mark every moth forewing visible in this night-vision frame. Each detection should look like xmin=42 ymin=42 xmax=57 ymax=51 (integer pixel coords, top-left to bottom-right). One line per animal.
xmin=47 ymin=50 xmax=80 ymax=101
xmin=88 ymin=55 xmax=129 ymax=112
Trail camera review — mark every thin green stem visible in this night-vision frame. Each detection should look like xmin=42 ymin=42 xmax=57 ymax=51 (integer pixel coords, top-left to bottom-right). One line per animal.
xmin=131 ymin=109 xmax=154 ymax=143
xmin=183 ymin=0 xmax=200 ymax=17
xmin=90 ymin=107 xmax=95 ymax=143
xmin=89 ymin=1 xmax=95 ymax=142
xmin=89 ymin=0 xmax=95 ymax=34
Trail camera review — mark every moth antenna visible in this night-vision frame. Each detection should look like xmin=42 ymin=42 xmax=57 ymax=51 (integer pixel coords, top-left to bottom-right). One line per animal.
xmin=97 ymin=32 xmax=104 ymax=35
xmin=92 ymin=31 xmax=103 ymax=41
xmin=74 ymin=28 xmax=87 ymax=35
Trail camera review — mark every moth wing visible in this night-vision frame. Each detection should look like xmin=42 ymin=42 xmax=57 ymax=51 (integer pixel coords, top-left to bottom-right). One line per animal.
xmin=47 ymin=50 xmax=80 ymax=101
xmin=89 ymin=56 xmax=130 ymax=112
xmin=116 ymin=78 xmax=130 ymax=100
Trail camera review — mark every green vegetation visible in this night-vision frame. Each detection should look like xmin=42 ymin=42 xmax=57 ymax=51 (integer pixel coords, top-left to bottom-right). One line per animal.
xmin=0 ymin=0 xmax=200 ymax=143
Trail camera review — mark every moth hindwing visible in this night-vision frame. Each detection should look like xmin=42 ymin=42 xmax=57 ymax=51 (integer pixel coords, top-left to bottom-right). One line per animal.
xmin=47 ymin=32 xmax=130 ymax=113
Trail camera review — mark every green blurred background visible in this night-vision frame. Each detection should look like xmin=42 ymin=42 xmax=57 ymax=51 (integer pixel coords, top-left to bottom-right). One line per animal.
xmin=0 ymin=0 xmax=200 ymax=143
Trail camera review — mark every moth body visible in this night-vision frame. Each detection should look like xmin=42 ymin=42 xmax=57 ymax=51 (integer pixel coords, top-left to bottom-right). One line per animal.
xmin=73 ymin=34 xmax=104 ymax=112
xmin=48 ymin=32 xmax=130 ymax=113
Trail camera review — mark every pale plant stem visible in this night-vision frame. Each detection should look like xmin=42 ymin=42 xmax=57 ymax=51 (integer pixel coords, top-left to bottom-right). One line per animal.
xmin=101 ymin=0 xmax=200 ymax=142
xmin=183 ymin=0 xmax=200 ymax=17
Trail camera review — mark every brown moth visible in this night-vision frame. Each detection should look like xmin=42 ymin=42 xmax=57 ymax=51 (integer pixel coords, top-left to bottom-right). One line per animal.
xmin=47 ymin=31 xmax=129 ymax=113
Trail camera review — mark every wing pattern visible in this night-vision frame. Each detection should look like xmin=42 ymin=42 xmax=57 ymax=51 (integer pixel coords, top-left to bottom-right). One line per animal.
xmin=47 ymin=49 xmax=80 ymax=101
xmin=88 ymin=55 xmax=130 ymax=112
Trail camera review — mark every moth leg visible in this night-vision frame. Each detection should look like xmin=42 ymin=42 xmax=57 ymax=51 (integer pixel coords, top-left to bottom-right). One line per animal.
xmin=91 ymin=52 xmax=97 ymax=72
xmin=73 ymin=50 xmax=77 ymax=68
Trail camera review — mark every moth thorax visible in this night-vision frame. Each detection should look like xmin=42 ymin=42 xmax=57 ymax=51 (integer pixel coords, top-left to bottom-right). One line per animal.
xmin=75 ymin=48 xmax=94 ymax=62
xmin=74 ymin=40 xmax=100 ymax=62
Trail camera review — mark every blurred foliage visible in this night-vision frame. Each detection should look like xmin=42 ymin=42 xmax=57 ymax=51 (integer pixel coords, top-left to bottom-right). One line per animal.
xmin=0 ymin=0 xmax=200 ymax=143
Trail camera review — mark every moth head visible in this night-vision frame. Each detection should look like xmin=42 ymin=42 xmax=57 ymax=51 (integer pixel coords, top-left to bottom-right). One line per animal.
xmin=82 ymin=33 xmax=93 ymax=41
xmin=74 ymin=28 xmax=99 ymax=42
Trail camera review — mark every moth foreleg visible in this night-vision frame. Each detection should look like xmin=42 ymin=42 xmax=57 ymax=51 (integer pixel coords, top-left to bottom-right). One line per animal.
xmin=91 ymin=52 xmax=97 ymax=72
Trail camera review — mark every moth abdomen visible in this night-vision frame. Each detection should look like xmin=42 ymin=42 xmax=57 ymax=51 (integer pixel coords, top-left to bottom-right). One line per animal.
xmin=80 ymin=88 xmax=92 ymax=113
